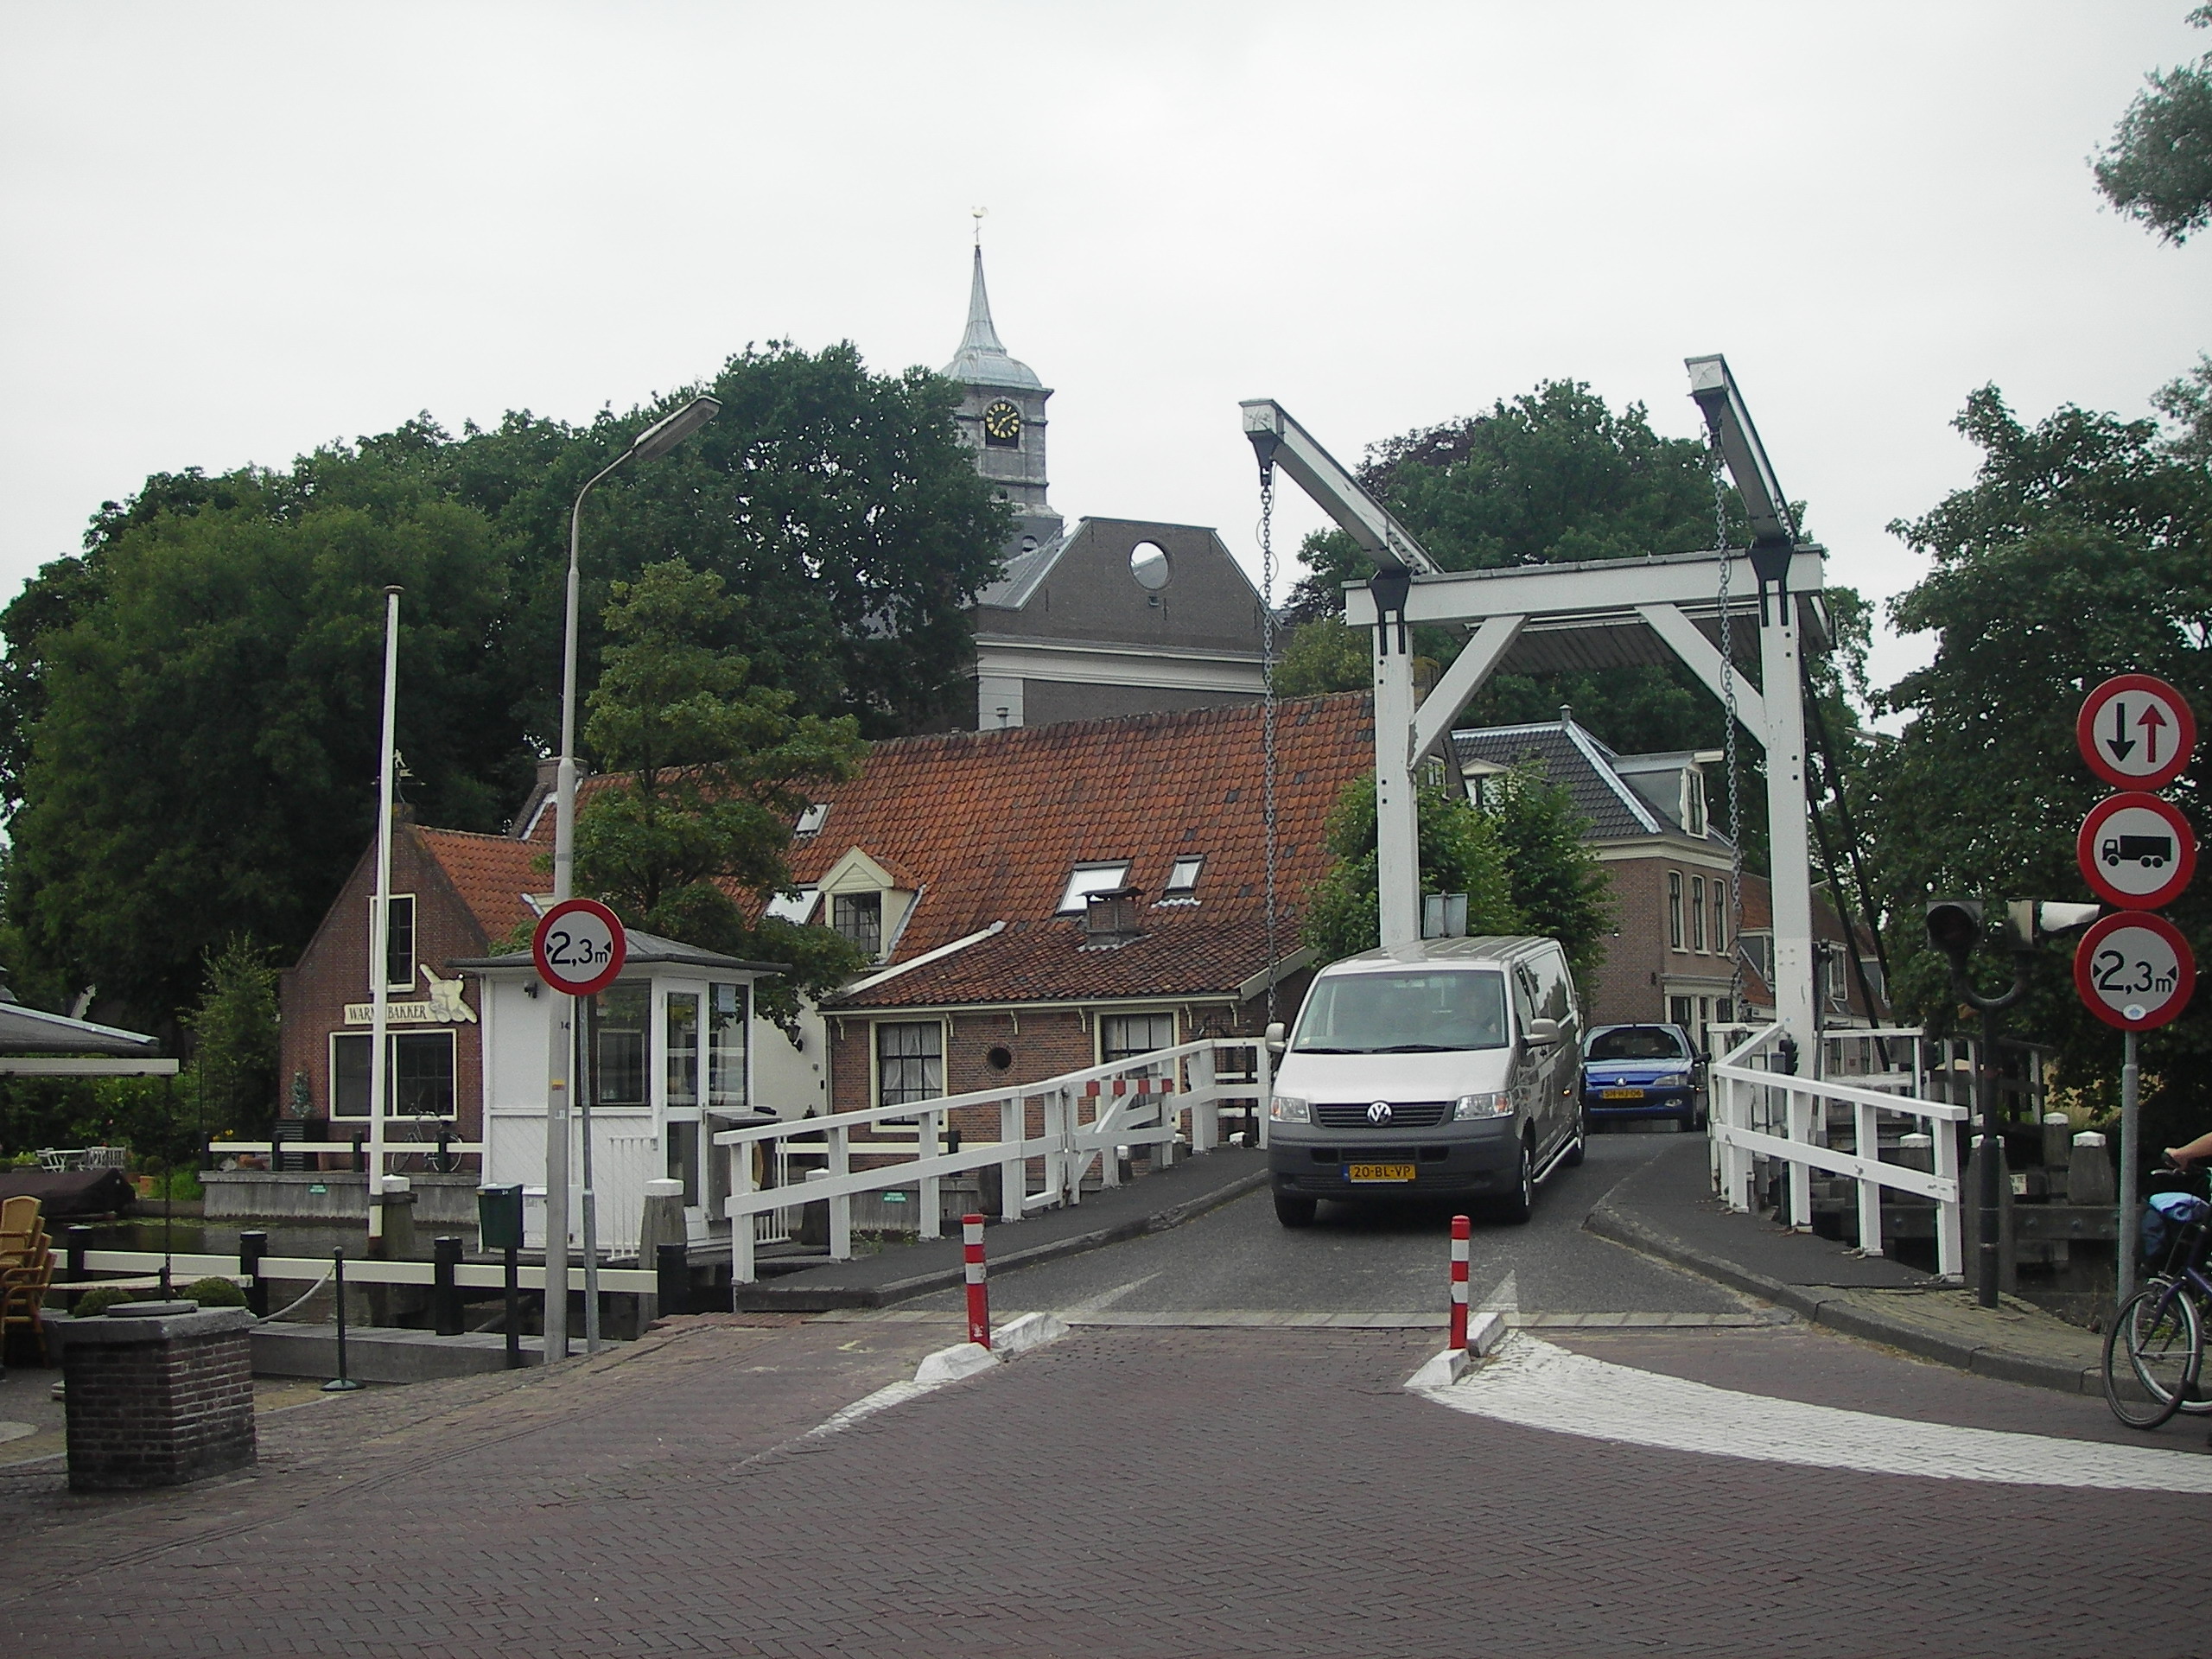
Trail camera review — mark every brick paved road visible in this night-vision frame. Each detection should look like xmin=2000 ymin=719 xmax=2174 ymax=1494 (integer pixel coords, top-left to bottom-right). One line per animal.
xmin=6 ymin=1315 xmax=2208 ymax=1657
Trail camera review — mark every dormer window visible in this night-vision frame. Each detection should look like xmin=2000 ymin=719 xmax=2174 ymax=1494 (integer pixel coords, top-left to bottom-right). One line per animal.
xmin=795 ymin=803 xmax=829 ymax=836
xmin=832 ymin=892 xmax=882 ymax=956
xmin=1683 ymin=771 xmax=1707 ymax=838
xmin=1057 ymin=861 xmax=1132 ymax=914
xmin=766 ymin=887 xmax=820 ymax=925
xmin=1161 ymin=856 xmax=1204 ymax=901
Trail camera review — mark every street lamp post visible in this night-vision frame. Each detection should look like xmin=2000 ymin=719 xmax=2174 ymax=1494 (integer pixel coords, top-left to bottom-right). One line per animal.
xmin=542 ymin=395 xmax=718 ymax=1363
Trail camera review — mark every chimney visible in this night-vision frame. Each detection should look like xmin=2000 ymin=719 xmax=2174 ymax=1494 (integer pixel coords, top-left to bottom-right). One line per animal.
xmin=1082 ymin=888 xmax=1145 ymax=945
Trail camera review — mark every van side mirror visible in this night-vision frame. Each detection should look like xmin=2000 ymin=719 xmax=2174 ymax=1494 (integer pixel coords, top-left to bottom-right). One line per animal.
xmin=1524 ymin=1017 xmax=1560 ymax=1047
xmin=1264 ymin=1021 xmax=1286 ymax=1047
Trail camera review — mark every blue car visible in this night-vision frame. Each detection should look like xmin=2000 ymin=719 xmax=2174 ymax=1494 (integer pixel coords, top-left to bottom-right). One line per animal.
xmin=1583 ymin=1023 xmax=1705 ymax=1131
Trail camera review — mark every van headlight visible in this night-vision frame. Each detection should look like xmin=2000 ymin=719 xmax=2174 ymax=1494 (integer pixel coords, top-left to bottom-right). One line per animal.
xmin=1268 ymin=1095 xmax=1310 ymax=1122
xmin=1453 ymin=1092 xmax=1511 ymax=1120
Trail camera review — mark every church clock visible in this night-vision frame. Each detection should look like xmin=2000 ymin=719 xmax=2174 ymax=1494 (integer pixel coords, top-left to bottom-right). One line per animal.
xmin=982 ymin=400 xmax=1022 ymax=448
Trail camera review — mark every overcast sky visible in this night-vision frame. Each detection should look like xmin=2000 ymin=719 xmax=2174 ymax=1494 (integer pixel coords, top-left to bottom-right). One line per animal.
xmin=3 ymin=3 xmax=2206 ymax=699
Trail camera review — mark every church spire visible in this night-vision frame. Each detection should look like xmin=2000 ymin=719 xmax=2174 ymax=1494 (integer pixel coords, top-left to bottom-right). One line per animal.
xmin=959 ymin=245 xmax=1007 ymax=359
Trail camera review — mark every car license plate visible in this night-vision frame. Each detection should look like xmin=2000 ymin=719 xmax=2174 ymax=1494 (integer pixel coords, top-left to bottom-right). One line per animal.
xmin=1345 ymin=1162 xmax=1416 ymax=1183
xmin=1600 ymin=1088 xmax=1645 ymax=1100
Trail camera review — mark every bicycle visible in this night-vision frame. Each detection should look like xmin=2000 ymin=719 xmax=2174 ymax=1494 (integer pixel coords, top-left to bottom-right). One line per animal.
xmin=2102 ymin=1201 xmax=2212 ymax=1429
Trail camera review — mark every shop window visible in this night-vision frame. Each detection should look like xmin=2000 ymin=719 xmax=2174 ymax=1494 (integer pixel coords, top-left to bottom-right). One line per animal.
xmin=330 ymin=1030 xmax=455 ymax=1118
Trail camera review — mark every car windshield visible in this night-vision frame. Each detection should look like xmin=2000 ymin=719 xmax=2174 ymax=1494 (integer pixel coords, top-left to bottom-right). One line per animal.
xmin=1587 ymin=1027 xmax=1688 ymax=1063
xmin=1291 ymin=969 xmax=1508 ymax=1053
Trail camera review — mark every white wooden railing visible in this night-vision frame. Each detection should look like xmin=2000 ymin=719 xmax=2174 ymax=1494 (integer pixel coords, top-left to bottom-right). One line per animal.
xmin=1710 ymin=1023 xmax=1967 ymax=1276
xmin=713 ymin=1037 xmax=1269 ymax=1284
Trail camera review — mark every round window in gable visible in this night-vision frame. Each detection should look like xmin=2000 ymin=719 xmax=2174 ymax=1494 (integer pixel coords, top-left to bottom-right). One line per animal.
xmin=1128 ymin=540 xmax=1171 ymax=591
xmin=986 ymin=1046 xmax=1014 ymax=1072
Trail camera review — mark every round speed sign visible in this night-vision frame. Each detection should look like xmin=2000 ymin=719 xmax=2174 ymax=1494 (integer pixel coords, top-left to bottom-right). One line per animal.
xmin=531 ymin=898 xmax=628 ymax=997
xmin=2073 ymin=912 xmax=2196 ymax=1032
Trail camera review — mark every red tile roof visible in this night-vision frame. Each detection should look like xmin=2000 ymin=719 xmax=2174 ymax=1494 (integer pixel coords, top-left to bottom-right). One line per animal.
xmin=785 ymin=693 xmax=1375 ymax=1007
xmin=416 ymin=827 xmax=543 ymax=943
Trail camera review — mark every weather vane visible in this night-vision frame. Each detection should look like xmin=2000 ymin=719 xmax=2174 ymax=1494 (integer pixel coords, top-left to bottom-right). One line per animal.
xmin=971 ymin=206 xmax=986 ymax=246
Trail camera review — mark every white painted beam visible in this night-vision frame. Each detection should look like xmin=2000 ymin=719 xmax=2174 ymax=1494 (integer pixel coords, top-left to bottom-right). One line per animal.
xmin=1344 ymin=548 xmax=1825 ymax=628
xmin=1412 ymin=614 xmax=1525 ymax=764
xmin=1634 ymin=603 xmax=1767 ymax=741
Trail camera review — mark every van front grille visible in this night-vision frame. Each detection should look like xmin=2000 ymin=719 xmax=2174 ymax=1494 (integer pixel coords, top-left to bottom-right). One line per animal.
xmin=1314 ymin=1101 xmax=1450 ymax=1128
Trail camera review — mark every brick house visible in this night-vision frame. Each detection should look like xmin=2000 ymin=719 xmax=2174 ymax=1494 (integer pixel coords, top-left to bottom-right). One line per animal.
xmin=276 ymin=818 xmax=538 ymax=1149
xmin=765 ymin=693 xmax=1376 ymax=1132
xmin=1453 ymin=709 xmax=1883 ymax=1052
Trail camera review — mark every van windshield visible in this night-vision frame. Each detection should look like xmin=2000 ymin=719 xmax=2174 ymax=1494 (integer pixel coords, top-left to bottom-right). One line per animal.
xmin=1291 ymin=969 xmax=1509 ymax=1053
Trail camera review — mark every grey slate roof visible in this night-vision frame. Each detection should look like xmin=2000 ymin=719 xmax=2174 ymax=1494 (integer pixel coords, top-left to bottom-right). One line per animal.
xmin=975 ymin=523 xmax=1072 ymax=609
xmin=942 ymin=247 xmax=1043 ymax=391
xmin=451 ymin=929 xmax=785 ymax=976
xmin=0 ymin=1000 xmax=162 ymax=1056
xmin=1453 ymin=717 xmax=1726 ymax=847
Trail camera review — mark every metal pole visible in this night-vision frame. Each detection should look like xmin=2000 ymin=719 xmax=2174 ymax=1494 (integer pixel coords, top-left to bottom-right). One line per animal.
xmin=2119 ymin=1028 xmax=2141 ymax=1308
xmin=579 ymin=991 xmax=601 ymax=1354
xmin=323 ymin=1248 xmax=361 ymax=1391
xmin=1976 ymin=1006 xmax=2004 ymax=1310
xmin=543 ymin=461 xmax=619 ymax=1364
xmin=504 ymin=1243 xmax=522 ymax=1370
xmin=367 ymin=586 xmax=402 ymax=1243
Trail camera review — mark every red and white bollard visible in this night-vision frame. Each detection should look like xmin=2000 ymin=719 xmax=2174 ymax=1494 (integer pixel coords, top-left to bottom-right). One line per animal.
xmin=1447 ymin=1214 xmax=1471 ymax=1352
xmin=963 ymin=1212 xmax=990 ymax=1349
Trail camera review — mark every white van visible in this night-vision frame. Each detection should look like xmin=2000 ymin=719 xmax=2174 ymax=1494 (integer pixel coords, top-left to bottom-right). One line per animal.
xmin=1265 ymin=936 xmax=1584 ymax=1227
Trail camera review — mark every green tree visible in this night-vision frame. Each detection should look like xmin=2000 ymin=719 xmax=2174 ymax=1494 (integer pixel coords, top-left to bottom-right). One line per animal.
xmin=1867 ymin=378 xmax=2211 ymax=1148
xmin=1300 ymin=774 xmax=1521 ymax=965
xmin=1484 ymin=765 xmax=1615 ymax=987
xmin=181 ymin=935 xmax=281 ymax=1138
xmin=1273 ymin=615 xmax=1371 ymax=698
xmin=6 ymin=473 xmax=524 ymax=1025
xmin=2094 ymin=5 xmax=2212 ymax=245
xmin=573 ymin=559 xmax=870 ymax=1027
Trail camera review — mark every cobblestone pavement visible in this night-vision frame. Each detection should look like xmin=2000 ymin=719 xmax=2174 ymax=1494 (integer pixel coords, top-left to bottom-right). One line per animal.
xmin=5 ymin=1315 xmax=2209 ymax=1657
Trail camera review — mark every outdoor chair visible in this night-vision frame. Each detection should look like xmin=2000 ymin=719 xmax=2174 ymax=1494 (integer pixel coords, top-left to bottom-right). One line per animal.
xmin=35 ymin=1147 xmax=82 ymax=1172
xmin=1 ymin=1231 xmax=54 ymax=1365
xmin=0 ymin=1195 xmax=41 ymax=1267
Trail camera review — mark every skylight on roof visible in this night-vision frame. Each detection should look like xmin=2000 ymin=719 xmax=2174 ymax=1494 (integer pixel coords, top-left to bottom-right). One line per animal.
xmin=766 ymin=887 xmax=820 ymax=924
xmin=795 ymin=804 xmax=829 ymax=836
xmin=1056 ymin=862 xmax=1131 ymax=914
xmin=1164 ymin=856 xmax=1204 ymax=893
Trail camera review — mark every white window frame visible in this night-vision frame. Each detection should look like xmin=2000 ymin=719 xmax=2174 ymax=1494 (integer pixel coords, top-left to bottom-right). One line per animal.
xmin=874 ymin=1019 xmax=946 ymax=1109
xmin=1057 ymin=862 xmax=1132 ymax=914
xmin=1163 ymin=855 xmax=1204 ymax=898
xmin=1667 ymin=872 xmax=1683 ymax=951
xmin=1690 ymin=875 xmax=1707 ymax=953
xmin=832 ymin=891 xmax=884 ymax=957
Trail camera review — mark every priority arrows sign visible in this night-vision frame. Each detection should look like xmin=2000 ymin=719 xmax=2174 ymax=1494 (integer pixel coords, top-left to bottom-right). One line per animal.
xmin=2077 ymin=673 xmax=2196 ymax=791
xmin=2074 ymin=912 xmax=2196 ymax=1032
xmin=2077 ymin=791 xmax=2198 ymax=911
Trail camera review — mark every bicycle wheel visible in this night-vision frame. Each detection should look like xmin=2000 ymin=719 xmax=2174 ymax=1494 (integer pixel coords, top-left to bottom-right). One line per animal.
xmin=2104 ymin=1282 xmax=2202 ymax=1428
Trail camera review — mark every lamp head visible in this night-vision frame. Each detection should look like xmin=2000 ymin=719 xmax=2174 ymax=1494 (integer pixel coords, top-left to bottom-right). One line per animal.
xmin=2003 ymin=899 xmax=2101 ymax=950
xmin=629 ymin=395 xmax=721 ymax=464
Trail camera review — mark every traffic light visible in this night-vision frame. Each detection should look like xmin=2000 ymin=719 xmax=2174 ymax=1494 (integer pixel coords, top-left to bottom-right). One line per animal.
xmin=1924 ymin=899 xmax=1985 ymax=969
xmin=2000 ymin=899 xmax=2101 ymax=951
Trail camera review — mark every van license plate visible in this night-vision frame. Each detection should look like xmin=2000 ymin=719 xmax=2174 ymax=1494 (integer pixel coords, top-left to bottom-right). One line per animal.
xmin=1345 ymin=1162 xmax=1416 ymax=1183
xmin=1600 ymin=1088 xmax=1644 ymax=1100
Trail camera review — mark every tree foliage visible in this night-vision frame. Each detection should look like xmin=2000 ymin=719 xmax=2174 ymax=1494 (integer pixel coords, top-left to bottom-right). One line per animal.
xmin=181 ymin=935 xmax=281 ymax=1136
xmin=0 ymin=342 xmax=1005 ymax=1031
xmin=1300 ymin=774 xmax=1520 ymax=965
xmin=2094 ymin=5 xmax=2212 ymax=245
xmin=1866 ymin=376 xmax=2212 ymax=1147
xmin=574 ymin=560 xmax=870 ymax=1027
xmin=1484 ymin=765 xmax=1615 ymax=988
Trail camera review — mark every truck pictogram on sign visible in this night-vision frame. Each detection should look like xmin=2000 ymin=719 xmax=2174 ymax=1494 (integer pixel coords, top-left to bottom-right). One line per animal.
xmin=2076 ymin=791 xmax=2197 ymax=911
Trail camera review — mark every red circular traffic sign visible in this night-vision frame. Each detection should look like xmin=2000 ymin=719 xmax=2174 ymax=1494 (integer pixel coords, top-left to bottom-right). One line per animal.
xmin=2074 ymin=912 xmax=2196 ymax=1032
xmin=531 ymin=898 xmax=628 ymax=997
xmin=2076 ymin=791 xmax=2197 ymax=910
xmin=2077 ymin=673 xmax=2196 ymax=791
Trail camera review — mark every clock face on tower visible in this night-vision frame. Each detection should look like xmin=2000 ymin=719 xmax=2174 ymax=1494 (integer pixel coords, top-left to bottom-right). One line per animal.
xmin=982 ymin=400 xmax=1022 ymax=447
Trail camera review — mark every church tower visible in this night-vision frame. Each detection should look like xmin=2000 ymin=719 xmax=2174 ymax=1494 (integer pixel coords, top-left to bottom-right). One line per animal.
xmin=944 ymin=247 xmax=1062 ymax=554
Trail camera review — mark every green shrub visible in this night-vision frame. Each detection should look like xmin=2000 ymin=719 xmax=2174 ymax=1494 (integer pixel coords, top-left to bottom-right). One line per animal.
xmin=71 ymin=1285 xmax=137 ymax=1318
xmin=181 ymin=1275 xmax=247 ymax=1308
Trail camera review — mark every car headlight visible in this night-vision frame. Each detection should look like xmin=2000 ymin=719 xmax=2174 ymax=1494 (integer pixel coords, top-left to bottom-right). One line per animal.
xmin=1453 ymin=1092 xmax=1511 ymax=1120
xmin=1268 ymin=1095 xmax=1310 ymax=1122
xmin=1656 ymin=1070 xmax=1691 ymax=1086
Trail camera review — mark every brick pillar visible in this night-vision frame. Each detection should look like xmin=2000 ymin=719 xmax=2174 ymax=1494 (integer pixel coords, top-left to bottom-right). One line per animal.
xmin=53 ymin=1302 xmax=257 ymax=1491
